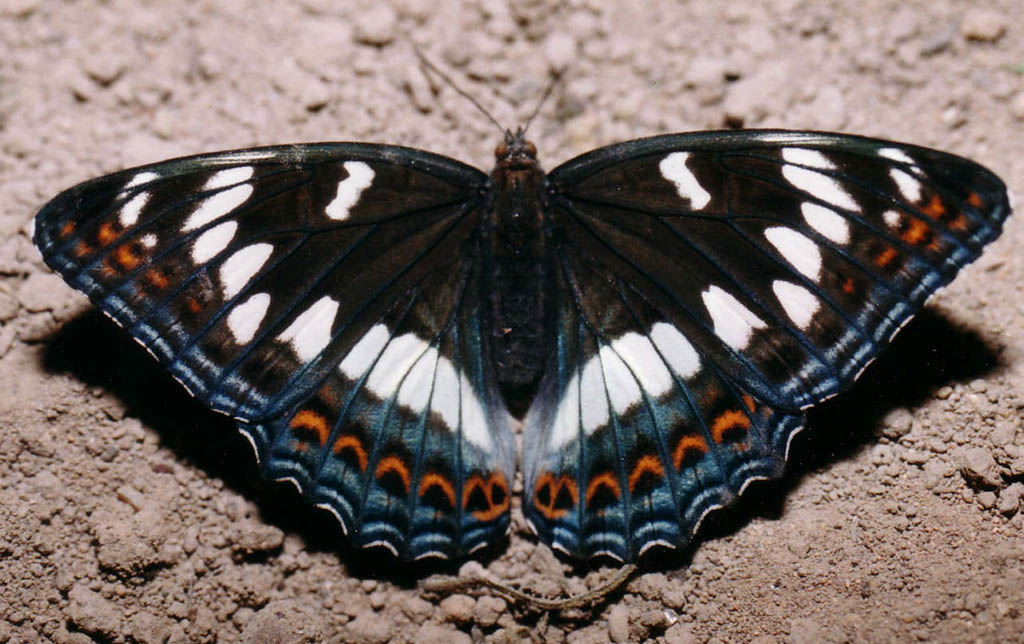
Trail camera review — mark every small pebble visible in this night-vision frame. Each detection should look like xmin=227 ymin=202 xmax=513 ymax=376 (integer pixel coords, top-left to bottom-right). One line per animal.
xmin=353 ymin=4 xmax=397 ymax=46
xmin=990 ymin=420 xmax=1018 ymax=447
xmin=879 ymin=408 xmax=914 ymax=439
xmin=608 ymin=603 xmax=630 ymax=643
xmin=115 ymin=485 xmax=146 ymax=512
xmin=18 ymin=273 xmax=70 ymax=313
xmin=440 ymin=594 xmax=475 ymax=623
xmin=961 ymin=9 xmax=1007 ymax=42
xmin=664 ymin=623 xmax=698 ymax=644
xmin=902 ymin=449 xmax=930 ymax=465
xmin=958 ymin=447 xmax=1002 ymax=489
xmin=788 ymin=539 xmax=810 ymax=557
xmin=66 ymin=585 xmax=120 ymax=638
xmin=344 ymin=613 xmax=393 ymax=644
xmin=415 ymin=624 xmax=472 ymax=644
xmin=977 ymin=491 xmax=997 ymax=509
xmin=997 ymin=483 xmax=1023 ymax=516
xmin=473 ymin=595 xmax=506 ymax=627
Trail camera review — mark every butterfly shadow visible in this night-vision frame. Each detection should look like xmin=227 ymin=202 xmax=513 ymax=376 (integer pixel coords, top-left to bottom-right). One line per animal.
xmin=638 ymin=307 xmax=1001 ymax=572
xmin=39 ymin=310 xmax=485 ymax=583
xmin=40 ymin=307 xmax=1000 ymax=578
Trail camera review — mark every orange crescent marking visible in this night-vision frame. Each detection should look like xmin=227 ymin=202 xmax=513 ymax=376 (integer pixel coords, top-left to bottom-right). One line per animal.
xmin=145 ymin=269 xmax=170 ymax=291
xmin=463 ymin=471 xmax=510 ymax=522
xmin=331 ymin=435 xmax=368 ymax=472
xmin=874 ymin=247 xmax=899 ymax=269
xmin=742 ymin=393 xmax=756 ymax=413
xmin=113 ymin=244 xmax=143 ymax=270
xmin=922 ymin=194 xmax=947 ymax=219
xmin=627 ymin=454 xmax=664 ymax=493
xmin=901 ymin=218 xmax=932 ymax=246
xmin=288 ymin=409 xmax=330 ymax=447
xmin=533 ymin=472 xmax=579 ymax=520
xmin=375 ymin=455 xmax=411 ymax=494
xmin=97 ymin=222 xmax=120 ymax=246
xmin=419 ymin=472 xmax=456 ymax=510
xmin=672 ymin=434 xmax=708 ymax=470
xmin=947 ymin=211 xmax=969 ymax=232
xmin=967 ymin=192 xmax=984 ymax=208
xmin=584 ymin=471 xmax=621 ymax=508
xmin=59 ymin=221 xmax=75 ymax=238
xmin=711 ymin=409 xmax=751 ymax=444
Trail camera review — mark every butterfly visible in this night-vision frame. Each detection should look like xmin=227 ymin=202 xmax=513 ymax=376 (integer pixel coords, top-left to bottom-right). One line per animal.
xmin=33 ymin=127 xmax=1011 ymax=562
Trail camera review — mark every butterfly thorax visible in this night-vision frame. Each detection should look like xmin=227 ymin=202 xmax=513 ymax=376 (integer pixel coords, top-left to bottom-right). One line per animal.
xmin=482 ymin=132 xmax=555 ymax=415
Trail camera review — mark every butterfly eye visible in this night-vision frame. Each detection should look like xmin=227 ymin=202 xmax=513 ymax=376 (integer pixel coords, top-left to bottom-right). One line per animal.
xmin=524 ymin=140 xmax=537 ymax=157
xmin=495 ymin=141 xmax=509 ymax=158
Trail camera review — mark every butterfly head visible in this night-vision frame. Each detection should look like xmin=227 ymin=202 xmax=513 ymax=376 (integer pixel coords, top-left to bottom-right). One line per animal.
xmin=495 ymin=127 xmax=539 ymax=170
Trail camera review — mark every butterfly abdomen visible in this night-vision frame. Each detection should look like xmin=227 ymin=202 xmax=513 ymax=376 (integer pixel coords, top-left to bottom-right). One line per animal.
xmin=482 ymin=139 xmax=556 ymax=415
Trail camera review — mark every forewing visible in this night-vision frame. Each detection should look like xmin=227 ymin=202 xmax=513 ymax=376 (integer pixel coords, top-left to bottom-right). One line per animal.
xmin=35 ymin=144 xmax=515 ymax=559
xmin=523 ymin=130 xmax=1011 ymax=560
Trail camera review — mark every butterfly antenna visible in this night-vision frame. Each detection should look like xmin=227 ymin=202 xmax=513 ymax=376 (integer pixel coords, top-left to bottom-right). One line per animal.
xmin=414 ymin=47 xmax=506 ymax=135
xmin=522 ymin=67 xmax=563 ymax=136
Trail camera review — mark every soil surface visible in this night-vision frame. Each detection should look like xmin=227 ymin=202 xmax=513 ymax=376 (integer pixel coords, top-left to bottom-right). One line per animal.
xmin=2 ymin=1 xmax=1023 ymax=643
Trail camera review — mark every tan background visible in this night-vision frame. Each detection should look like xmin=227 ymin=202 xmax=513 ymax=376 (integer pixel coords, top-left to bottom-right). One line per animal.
xmin=2 ymin=1 xmax=1023 ymax=642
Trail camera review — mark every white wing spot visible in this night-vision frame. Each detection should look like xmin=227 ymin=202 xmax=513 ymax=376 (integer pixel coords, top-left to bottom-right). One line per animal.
xmin=205 ymin=166 xmax=255 ymax=190
xmin=781 ymin=148 xmax=858 ymax=211
xmin=402 ymin=346 xmax=493 ymax=452
xmin=546 ymin=324 xmax=704 ymax=450
xmin=610 ymin=332 xmax=673 ymax=397
xmin=183 ymin=184 xmax=254 ymax=231
xmin=366 ymin=333 xmax=430 ymax=398
xmin=119 ymin=192 xmax=151 ymax=227
xmin=397 ymin=346 xmax=439 ymax=414
xmin=878 ymin=147 xmax=915 ymax=165
xmin=458 ymin=372 xmax=492 ymax=451
xmin=124 ymin=171 xmax=159 ymax=190
xmin=219 ymin=243 xmax=273 ymax=298
xmin=882 ymin=210 xmax=902 ymax=229
xmin=139 ymin=233 xmax=158 ymax=249
xmin=702 ymin=285 xmax=767 ymax=351
xmin=277 ymin=296 xmax=340 ymax=363
xmin=764 ymin=227 xmax=822 ymax=281
xmin=339 ymin=324 xmax=390 ymax=379
xmin=598 ymin=344 xmax=642 ymax=415
xmin=650 ymin=322 xmax=701 ymax=379
xmin=801 ymin=202 xmax=850 ymax=244
xmin=550 ymin=372 xmax=582 ymax=448
xmin=772 ymin=280 xmax=820 ymax=329
xmin=325 ymin=161 xmax=375 ymax=220
xmin=889 ymin=168 xmax=922 ymax=202
xmin=430 ymin=357 xmax=460 ymax=434
xmin=191 ymin=220 xmax=238 ymax=263
xmin=782 ymin=148 xmax=836 ymax=169
xmin=227 ymin=292 xmax=271 ymax=344
xmin=659 ymin=152 xmax=711 ymax=210
xmin=580 ymin=357 xmax=610 ymax=433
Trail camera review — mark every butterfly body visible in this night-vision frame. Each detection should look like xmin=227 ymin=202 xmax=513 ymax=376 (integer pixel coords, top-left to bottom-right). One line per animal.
xmin=482 ymin=133 xmax=555 ymax=411
xmin=34 ymin=129 xmax=1010 ymax=562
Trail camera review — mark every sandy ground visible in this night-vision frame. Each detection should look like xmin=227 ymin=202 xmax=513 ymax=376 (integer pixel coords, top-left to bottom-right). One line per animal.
xmin=2 ymin=1 xmax=1023 ymax=642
